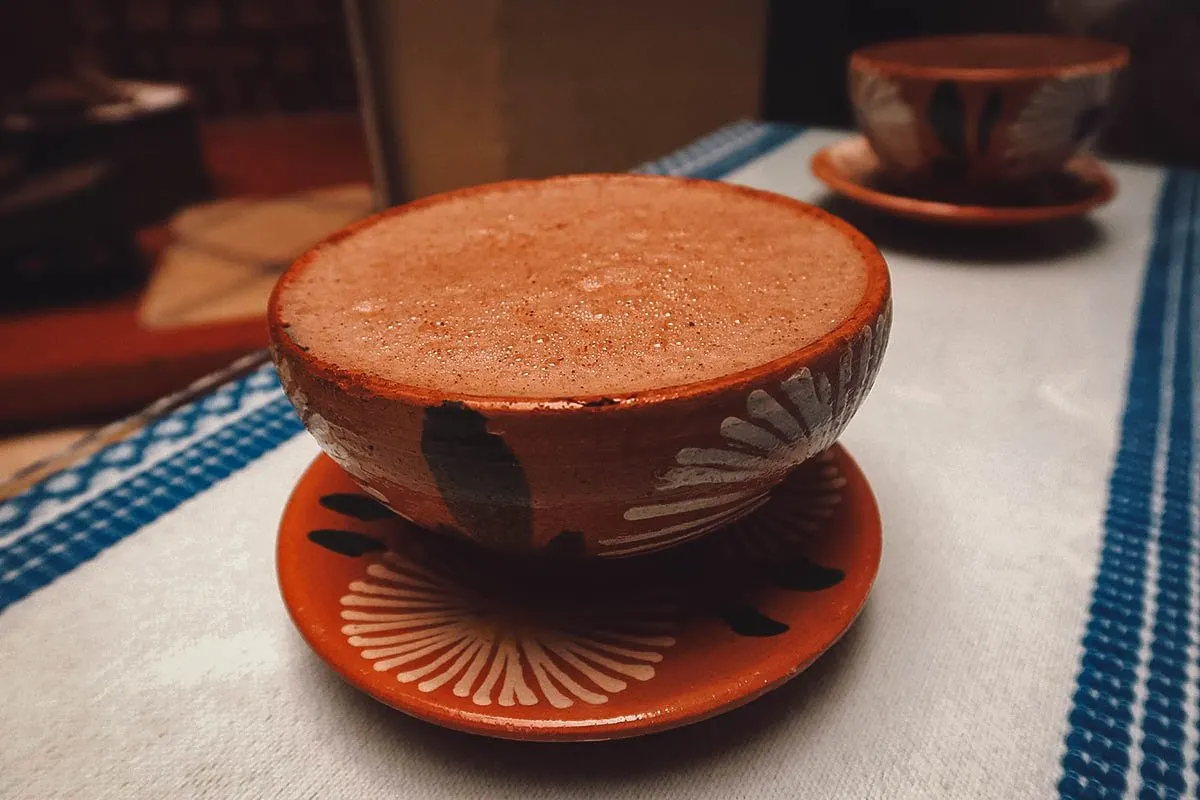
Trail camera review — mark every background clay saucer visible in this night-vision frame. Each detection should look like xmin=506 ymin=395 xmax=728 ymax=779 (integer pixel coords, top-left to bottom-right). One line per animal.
xmin=811 ymin=135 xmax=1115 ymax=226
xmin=277 ymin=444 xmax=882 ymax=741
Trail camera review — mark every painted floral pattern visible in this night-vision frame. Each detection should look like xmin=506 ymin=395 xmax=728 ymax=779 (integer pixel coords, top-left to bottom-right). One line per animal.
xmin=1005 ymin=73 xmax=1116 ymax=176
xmin=708 ymin=449 xmax=847 ymax=561
xmin=340 ymin=551 xmax=677 ymax=708
xmin=610 ymin=303 xmax=889 ymax=557
xmin=301 ymin=449 xmax=859 ymax=723
xmin=851 ymin=72 xmax=924 ymax=172
xmin=276 ymin=355 xmax=394 ymax=506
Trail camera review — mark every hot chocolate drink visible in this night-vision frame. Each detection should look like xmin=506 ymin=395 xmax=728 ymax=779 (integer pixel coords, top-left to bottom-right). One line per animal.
xmin=273 ymin=174 xmax=871 ymax=398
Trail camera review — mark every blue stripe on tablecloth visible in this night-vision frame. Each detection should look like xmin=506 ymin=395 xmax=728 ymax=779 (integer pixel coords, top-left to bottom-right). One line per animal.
xmin=0 ymin=397 xmax=303 ymax=611
xmin=0 ymin=357 xmax=281 ymax=537
xmin=1137 ymin=175 xmax=1196 ymax=800
xmin=0 ymin=120 xmax=803 ymax=614
xmin=1058 ymin=171 xmax=1200 ymax=800
xmin=633 ymin=121 xmax=804 ymax=180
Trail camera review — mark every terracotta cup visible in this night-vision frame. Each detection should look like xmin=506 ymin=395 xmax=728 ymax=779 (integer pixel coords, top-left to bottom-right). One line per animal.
xmin=849 ymin=34 xmax=1129 ymax=184
xmin=268 ymin=178 xmax=892 ymax=559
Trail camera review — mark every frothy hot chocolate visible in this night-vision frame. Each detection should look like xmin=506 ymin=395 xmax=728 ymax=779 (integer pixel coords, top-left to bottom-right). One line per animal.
xmin=274 ymin=175 xmax=870 ymax=398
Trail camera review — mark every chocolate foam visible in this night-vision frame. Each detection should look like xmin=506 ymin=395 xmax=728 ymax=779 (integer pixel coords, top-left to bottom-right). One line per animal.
xmin=277 ymin=175 xmax=869 ymax=398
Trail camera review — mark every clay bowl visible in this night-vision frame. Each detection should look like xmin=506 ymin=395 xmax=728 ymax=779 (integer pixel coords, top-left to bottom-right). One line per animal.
xmin=268 ymin=177 xmax=892 ymax=559
xmin=849 ymin=34 xmax=1128 ymax=186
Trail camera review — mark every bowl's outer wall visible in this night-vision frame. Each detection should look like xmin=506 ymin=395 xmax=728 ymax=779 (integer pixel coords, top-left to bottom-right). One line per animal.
xmin=849 ymin=64 xmax=1123 ymax=184
xmin=271 ymin=296 xmax=891 ymax=557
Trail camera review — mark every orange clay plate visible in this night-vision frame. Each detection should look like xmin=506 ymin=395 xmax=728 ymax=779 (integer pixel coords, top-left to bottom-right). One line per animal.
xmin=277 ymin=444 xmax=881 ymax=741
xmin=811 ymin=135 xmax=1115 ymax=226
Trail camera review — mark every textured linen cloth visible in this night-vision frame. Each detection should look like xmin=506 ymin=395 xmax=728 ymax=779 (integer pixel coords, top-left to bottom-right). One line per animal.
xmin=0 ymin=123 xmax=1195 ymax=799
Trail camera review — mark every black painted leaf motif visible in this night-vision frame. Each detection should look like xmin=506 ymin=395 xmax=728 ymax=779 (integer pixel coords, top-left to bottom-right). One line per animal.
xmin=930 ymin=156 xmax=968 ymax=182
xmin=1074 ymin=106 xmax=1106 ymax=144
xmin=927 ymin=81 xmax=967 ymax=158
xmin=721 ymin=605 xmax=790 ymax=637
xmin=544 ymin=530 xmax=587 ymax=558
xmin=977 ymin=89 xmax=1004 ymax=156
xmin=770 ymin=557 xmax=845 ymax=592
xmin=319 ymin=493 xmax=395 ymax=521
xmin=421 ymin=401 xmax=533 ymax=551
xmin=308 ymin=529 xmax=386 ymax=557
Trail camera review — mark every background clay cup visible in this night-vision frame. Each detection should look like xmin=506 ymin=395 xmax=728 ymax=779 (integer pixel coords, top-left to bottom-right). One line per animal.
xmin=268 ymin=179 xmax=892 ymax=559
xmin=849 ymin=34 xmax=1129 ymax=185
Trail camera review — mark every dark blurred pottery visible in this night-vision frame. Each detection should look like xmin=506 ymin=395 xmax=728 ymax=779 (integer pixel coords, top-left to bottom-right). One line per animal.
xmin=849 ymin=34 xmax=1128 ymax=185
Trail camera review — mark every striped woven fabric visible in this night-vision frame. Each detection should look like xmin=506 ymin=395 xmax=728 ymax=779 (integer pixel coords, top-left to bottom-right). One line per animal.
xmin=1059 ymin=171 xmax=1200 ymax=799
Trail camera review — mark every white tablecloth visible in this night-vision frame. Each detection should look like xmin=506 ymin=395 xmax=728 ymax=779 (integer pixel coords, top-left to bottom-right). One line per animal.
xmin=1 ymin=123 xmax=1194 ymax=799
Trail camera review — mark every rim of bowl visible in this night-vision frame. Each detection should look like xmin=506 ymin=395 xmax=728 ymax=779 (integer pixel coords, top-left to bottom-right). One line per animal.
xmin=267 ymin=173 xmax=892 ymax=414
xmin=850 ymin=33 xmax=1130 ymax=82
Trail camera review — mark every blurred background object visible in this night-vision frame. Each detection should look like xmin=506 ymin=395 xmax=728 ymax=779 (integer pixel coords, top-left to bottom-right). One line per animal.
xmin=763 ymin=0 xmax=1199 ymax=167
xmin=344 ymin=0 xmax=767 ymax=205
xmin=67 ymin=0 xmax=358 ymax=117
xmin=1060 ymin=0 xmax=1200 ymax=167
xmin=0 ymin=1 xmax=374 ymax=472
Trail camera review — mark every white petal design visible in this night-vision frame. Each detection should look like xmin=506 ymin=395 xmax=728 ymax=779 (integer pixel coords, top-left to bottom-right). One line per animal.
xmin=851 ymin=71 xmax=924 ymax=171
xmin=657 ymin=466 xmax=765 ymax=490
xmin=622 ymin=489 xmax=761 ymax=521
xmin=602 ymin=496 xmax=772 ymax=557
xmin=720 ymin=416 xmax=784 ymax=453
xmin=746 ymin=389 xmax=805 ymax=440
xmin=306 ymin=412 xmax=368 ymax=482
xmin=675 ymin=448 xmax=770 ymax=470
xmin=362 ymin=485 xmax=390 ymax=504
xmin=340 ymin=551 xmax=676 ymax=707
xmin=780 ymin=367 xmax=835 ymax=450
xmin=602 ymin=494 xmax=769 ymax=547
xmin=1005 ymin=73 xmax=1115 ymax=176
xmin=617 ymin=300 xmax=890 ymax=557
xmin=726 ymin=452 xmax=847 ymax=558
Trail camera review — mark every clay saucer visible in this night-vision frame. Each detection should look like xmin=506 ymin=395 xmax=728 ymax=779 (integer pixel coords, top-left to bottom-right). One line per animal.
xmin=277 ymin=444 xmax=882 ymax=741
xmin=811 ymin=135 xmax=1115 ymax=226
